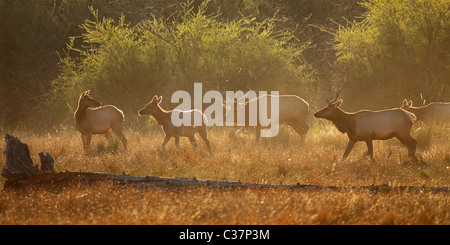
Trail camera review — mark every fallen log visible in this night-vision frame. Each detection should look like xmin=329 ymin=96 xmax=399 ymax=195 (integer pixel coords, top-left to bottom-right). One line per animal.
xmin=2 ymin=134 xmax=450 ymax=193
xmin=3 ymin=170 xmax=450 ymax=193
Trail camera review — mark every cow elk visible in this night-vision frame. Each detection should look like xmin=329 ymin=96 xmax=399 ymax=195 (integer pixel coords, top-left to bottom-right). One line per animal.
xmin=75 ymin=90 xmax=127 ymax=150
xmin=401 ymin=99 xmax=450 ymax=124
xmin=223 ymin=68 xmax=310 ymax=144
xmin=138 ymin=95 xmax=212 ymax=152
xmin=227 ymin=94 xmax=310 ymax=144
xmin=314 ymin=90 xmax=417 ymax=160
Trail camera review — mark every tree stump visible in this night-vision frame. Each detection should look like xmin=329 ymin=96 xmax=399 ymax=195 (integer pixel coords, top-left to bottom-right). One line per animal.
xmin=39 ymin=152 xmax=54 ymax=173
xmin=2 ymin=134 xmax=41 ymax=178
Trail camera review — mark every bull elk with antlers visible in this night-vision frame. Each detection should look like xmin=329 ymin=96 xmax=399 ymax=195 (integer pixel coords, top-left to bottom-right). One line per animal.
xmin=314 ymin=90 xmax=417 ymax=160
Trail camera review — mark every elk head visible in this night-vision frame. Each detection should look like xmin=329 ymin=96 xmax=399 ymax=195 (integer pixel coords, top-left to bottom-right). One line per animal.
xmin=314 ymin=89 xmax=342 ymax=119
xmin=139 ymin=95 xmax=162 ymax=116
xmin=78 ymin=90 xmax=101 ymax=108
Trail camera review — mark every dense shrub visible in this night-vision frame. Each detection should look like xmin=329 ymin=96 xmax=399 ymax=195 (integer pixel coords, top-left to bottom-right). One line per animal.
xmin=332 ymin=0 xmax=450 ymax=110
xmin=0 ymin=0 xmax=183 ymax=130
xmin=47 ymin=1 xmax=313 ymax=129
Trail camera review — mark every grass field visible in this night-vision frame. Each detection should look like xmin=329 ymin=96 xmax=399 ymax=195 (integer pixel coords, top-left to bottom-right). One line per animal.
xmin=0 ymin=123 xmax=449 ymax=224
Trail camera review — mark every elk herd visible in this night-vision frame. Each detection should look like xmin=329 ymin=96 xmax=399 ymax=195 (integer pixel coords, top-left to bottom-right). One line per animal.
xmin=74 ymin=72 xmax=450 ymax=162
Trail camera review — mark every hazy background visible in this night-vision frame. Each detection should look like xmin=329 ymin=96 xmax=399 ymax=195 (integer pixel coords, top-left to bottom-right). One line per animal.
xmin=1 ymin=0 xmax=449 ymax=132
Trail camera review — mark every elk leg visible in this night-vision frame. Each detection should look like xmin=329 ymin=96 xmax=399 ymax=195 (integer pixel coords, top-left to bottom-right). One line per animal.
xmin=189 ymin=136 xmax=197 ymax=149
xmin=409 ymin=137 xmax=417 ymax=158
xmin=104 ymin=128 xmax=113 ymax=141
xmin=86 ymin=134 xmax=92 ymax=149
xmin=342 ymin=139 xmax=357 ymax=160
xmin=199 ymin=128 xmax=212 ymax=152
xmin=365 ymin=140 xmax=374 ymax=159
xmin=397 ymin=135 xmax=417 ymax=159
xmin=112 ymin=127 xmax=127 ymax=150
xmin=205 ymin=139 xmax=212 ymax=152
xmin=174 ymin=136 xmax=180 ymax=148
xmin=301 ymin=123 xmax=309 ymax=145
xmin=162 ymin=135 xmax=171 ymax=148
xmin=81 ymin=134 xmax=87 ymax=149
xmin=120 ymin=135 xmax=128 ymax=150
xmin=255 ymin=126 xmax=261 ymax=143
xmin=293 ymin=122 xmax=309 ymax=145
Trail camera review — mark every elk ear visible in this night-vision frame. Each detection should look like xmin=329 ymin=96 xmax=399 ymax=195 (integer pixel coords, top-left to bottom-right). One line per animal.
xmin=150 ymin=95 xmax=158 ymax=103
xmin=402 ymin=99 xmax=408 ymax=107
xmin=157 ymin=96 xmax=163 ymax=104
xmin=333 ymin=99 xmax=343 ymax=108
xmin=408 ymin=100 xmax=413 ymax=107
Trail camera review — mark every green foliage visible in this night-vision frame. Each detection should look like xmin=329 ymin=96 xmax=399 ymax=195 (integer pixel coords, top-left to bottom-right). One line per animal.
xmin=4 ymin=0 xmax=450 ymax=131
xmin=0 ymin=0 xmax=66 ymax=128
xmin=332 ymin=0 xmax=450 ymax=110
xmin=0 ymin=0 xmax=170 ymax=130
xmin=48 ymin=1 xmax=312 ymax=129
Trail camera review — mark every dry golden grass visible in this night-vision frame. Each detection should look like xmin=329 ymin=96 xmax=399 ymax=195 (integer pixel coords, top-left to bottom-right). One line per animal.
xmin=1 ymin=184 xmax=449 ymax=225
xmin=0 ymin=124 xmax=449 ymax=224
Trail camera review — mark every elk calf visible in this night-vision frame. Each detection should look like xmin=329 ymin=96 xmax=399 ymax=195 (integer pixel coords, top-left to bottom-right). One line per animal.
xmin=401 ymin=99 xmax=450 ymax=124
xmin=314 ymin=92 xmax=417 ymax=160
xmin=75 ymin=90 xmax=127 ymax=150
xmin=139 ymin=95 xmax=211 ymax=152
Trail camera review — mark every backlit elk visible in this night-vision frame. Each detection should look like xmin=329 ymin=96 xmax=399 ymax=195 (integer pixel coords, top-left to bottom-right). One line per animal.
xmin=401 ymin=99 xmax=450 ymax=124
xmin=138 ymin=95 xmax=212 ymax=152
xmin=228 ymin=94 xmax=310 ymax=143
xmin=223 ymin=68 xmax=310 ymax=144
xmin=75 ymin=90 xmax=127 ymax=150
xmin=314 ymin=90 xmax=417 ymax=160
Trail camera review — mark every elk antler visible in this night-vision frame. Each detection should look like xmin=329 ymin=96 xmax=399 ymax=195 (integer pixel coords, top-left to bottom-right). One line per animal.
xmin=248 ymin=67 xmax=265 ymax=91
xmin=326 ymin=88 xmax=341 ymax=104
xmin=223 ymin=68 xmax=242 ymax=92
xmin=248 ymin=67 xmax=266 ymax=81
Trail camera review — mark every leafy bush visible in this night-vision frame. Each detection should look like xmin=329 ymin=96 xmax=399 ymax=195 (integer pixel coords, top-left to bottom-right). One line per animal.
xmin=0 ymin=0 xmax=172 ymax=130
xmin=47 ymin=1 xmax=313 ymax=129
xmin=332 ymin=0 xmax=450 ymax=110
